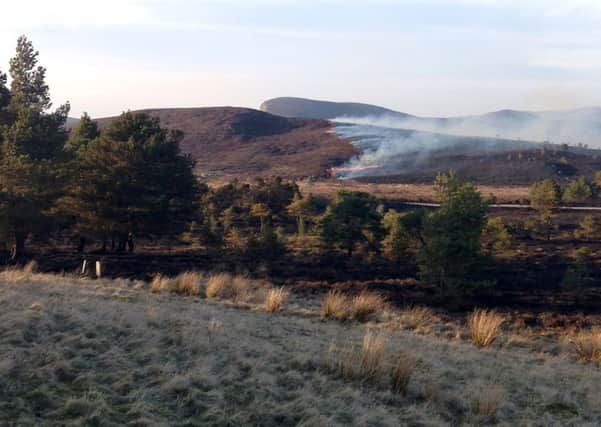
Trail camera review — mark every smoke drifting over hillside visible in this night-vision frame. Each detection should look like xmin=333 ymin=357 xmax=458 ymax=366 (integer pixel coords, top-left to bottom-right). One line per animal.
xmin=336 ymin=108 xmax=601 ymax=146
xmin=330 ymin=108 xmax=601 ymax=179
xmin=331 ymin=120 xmax=539 ymax=179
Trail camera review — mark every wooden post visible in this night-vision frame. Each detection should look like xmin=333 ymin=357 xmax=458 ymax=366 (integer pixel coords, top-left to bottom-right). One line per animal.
xmin=95 ymin=261 xmax=102 ymax=278
xmin=81 ymin=259 xmax=88 ymax=276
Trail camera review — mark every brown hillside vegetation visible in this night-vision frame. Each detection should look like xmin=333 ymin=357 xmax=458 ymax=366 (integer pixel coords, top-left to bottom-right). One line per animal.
xmin=97 ymin=107 xmax=357 ymax=181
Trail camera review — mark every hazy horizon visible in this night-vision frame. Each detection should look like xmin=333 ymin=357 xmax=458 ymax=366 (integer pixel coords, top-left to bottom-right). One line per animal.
xmin=2 ymin=0 xmax=601 ymax=118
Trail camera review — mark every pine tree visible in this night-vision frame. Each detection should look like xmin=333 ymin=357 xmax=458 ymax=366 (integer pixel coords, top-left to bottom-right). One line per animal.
xmin=67 ymin=113 xmax=99 ymax=152
xmin=0 ymin=36 xmax=70 ymax=259
xmin=62 ymin=112 xmax=200 ymax=252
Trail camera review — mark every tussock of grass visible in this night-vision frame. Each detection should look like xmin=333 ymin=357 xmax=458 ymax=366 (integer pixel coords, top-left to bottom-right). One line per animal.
xmin=471 ymin=384 xmax=504 ymax=420
xmin=206 ymin=273 xmax=232 ymax=299
xmin=390 ymin=352 xmax=415 ymax=394
xmin=150 ymin=272 xmax=204 ymax=296
xmin=264 ymin=287 xmax=289 ymax=313
xmin=398 ymin=306 xmax=436 ymax=331
xmin=321 ymin=290 xmax=385 ymax=322
xmin=173 ymin=272 xmax=204 ymax=296
xmin=205 ymin=273 xmax=257 ymax=302
xmin=349 ymin=292 xmax=386 ymax=322
xmin=467 ymin=309 xmax=504 ymax=348
xmin=320 ymin=290 xmax=348 ymax=320
xmin=571 ymin=329 xmax=601 ymax=363
xmin=325 ymin=330 xmax=387 ymax=384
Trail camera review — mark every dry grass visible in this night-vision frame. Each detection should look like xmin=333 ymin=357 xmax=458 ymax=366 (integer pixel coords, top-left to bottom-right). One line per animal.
xmin=325 ymin=330 xmax=387 ymax=384
xmin=359 ymin=331 xmax=387 ymax=383
xmin=320 ymin=290 xmax=349 ymax=320
xmin=264 ymin=287 xmax=290 ymax=313
xmin=298 ymin=180 xmax=530 ymax=205
xmin=467 ymin=309 xmax=505 ymax=348
xmin=150 ymin=271 xmax=203 ymax=296
xmin=321 ymin=290 xmax=385 ymax=322
xmin=0 ymin=260 xmax=39 ymax=282
xmin=173 ymin=271 xmax=204 ymax=296
xmin=471 ymin=384 xmax=505 ymax=420
xmin=205 ymin=273 xmax=258 ymax=302
xmin=390 ymin=352 xmax=415 ymax=394
xmin=207 ymin=318 xmax=222 ymax=342
xmin=1 ymin=273 xmax=601 ymax=425
xmin=349 ymin=292 xmax=386 ymax=322
xmin=398 ymin=306 xmax=436 ymax=331
xmin=570 ymin=329 xmax=601 ymax=363
xmin=206 ymin=273 xmax=232 ymax=299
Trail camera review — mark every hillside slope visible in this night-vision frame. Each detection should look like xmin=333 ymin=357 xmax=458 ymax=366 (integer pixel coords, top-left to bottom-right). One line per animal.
xmin=2 ymin=271 xmax=600 ymax=425
xmin=96 ymin=107 xmax=357 ymax=181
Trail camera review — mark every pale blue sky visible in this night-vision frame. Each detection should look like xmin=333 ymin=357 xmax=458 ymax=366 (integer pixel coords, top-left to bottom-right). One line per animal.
xmin=1 ymin=0 xmax=601 ymax=117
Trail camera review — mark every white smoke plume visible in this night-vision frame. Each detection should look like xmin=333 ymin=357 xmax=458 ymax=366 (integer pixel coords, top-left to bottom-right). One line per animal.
xmin=330 ymin=109 xmax=601 ymax=179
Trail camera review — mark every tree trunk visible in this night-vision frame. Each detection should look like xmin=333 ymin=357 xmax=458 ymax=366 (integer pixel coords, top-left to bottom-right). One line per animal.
xmin=297 ymin=217 xmax=305 ymax=236
xmin=127 ymin=234 xmax=134 ymax=253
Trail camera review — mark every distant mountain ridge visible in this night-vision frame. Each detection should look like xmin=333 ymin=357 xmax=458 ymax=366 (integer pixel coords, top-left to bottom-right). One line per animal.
xmin=261 ymin=97 xmax=601 ymax=146
xmin=260 ymin=97 xmax=413 ymax=121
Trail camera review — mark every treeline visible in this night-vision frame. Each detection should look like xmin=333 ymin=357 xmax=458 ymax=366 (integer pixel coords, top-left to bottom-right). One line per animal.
xmin=0 ymin=37 xmax=200 ymax=259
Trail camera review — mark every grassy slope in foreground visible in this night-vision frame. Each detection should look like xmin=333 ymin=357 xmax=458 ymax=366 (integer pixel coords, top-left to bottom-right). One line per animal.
xmin=1 ymin=273 xmax=600 ymax=425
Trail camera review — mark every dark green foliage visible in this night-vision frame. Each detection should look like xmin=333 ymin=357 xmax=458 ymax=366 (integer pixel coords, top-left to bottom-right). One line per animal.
xmin=574 ymin=215 xmax=601 ymax=241
xmin=482 ymin=217 xmax=512 ymax=254
xmin=67 ymin=113 xmax=99 ymax=152
xmin=381 ymin=210 xmax=411 ymax=262
xmin=0 ymin=36 xmax=70 ymax=259
xmin=529 ymin=179 xmax=561 ymax=215
xmin=61 ymin=112 xmax=200 ymax=251
xmin=524 ymin=214 xmax=556 ymax=241
xmin=318 ymin=191 xmax=383 ymax=257
xmin=200 ymin=177 xmax=299 ymax=254
xmin=287 ymin=193 xmax=317 ymax=236
xmin=417 ymin=173 xmax=489 ymax=294
xmin=0 ymin=71 xmax=10 ymax=125
xmin=399 ymin=209 xmax=427 ymax=245
xmin=529 ymin=179 xmax=561 ymax=241
xmin=563 ymin=177 xmax=594 ymax=203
